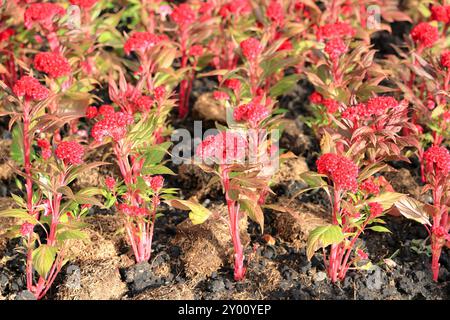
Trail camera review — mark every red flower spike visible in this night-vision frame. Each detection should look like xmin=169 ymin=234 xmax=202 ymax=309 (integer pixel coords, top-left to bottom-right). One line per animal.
xmin=34 ymin=52 xmax=71 ymax=78
xmin=266 ymin=1 xmax=284 ymax=26
xmin=316 ymin=22 xmax=355 ymax=41
xmin=431 ymin=5 xmax=450 ymax=23
xmin=316 ymin=153 xmax=359 ymax=192
xmin=105 ymin=176 xmax=116 ymax=190
xmin=441 ymin=51 xmax=450 ymax=69
xmin=240 ymin=38 xmax=263 ymax=61
xmin=171 ymin=4 xmax=196 ymax=28
xmin=322 ymin=98 xmax=339 ymax=114
xmin=324 ymin=38 xmax=348 ymax=61
xmin=24 ymin=3 xmax=65 ymax=30
xmin=91 ymin=112 xmax=134 ymax=143
xmin=85 ymin=106 xmax=98 ymax=119
xmin=134 ymin=95 xmax=154 ymax=112
xmin=196 ymin=131 xmax=248 ymax=164
xmin=55 ymin=141 xmax=85 ymax=165
xmin=410 ymin=22 xmax=439 ymax=49
xmin=423 ymin=146 xmax=450 ymax=176
xmin=13 ymin=76 xmax=49 ymax=101
xmin=124 ymin=32 xmax=162 ymax=55
xmin=233 ymin=99 xmax=270 ymax=128
xmin=309 ymin=91 xmax=323 ymax=104
xmin=368 ymin=202 xmax=383 ymax=218
xmin=189 ymin=45 xmax=204 ymax=57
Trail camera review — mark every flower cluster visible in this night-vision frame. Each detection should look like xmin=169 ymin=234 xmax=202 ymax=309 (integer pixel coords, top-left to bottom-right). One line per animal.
xmin=368 ymin=202 xmax=383 ymax=218
xmin=441 ymin=51 xmax=450 ymax=69
xmin=324 ymin=38 xmax=348 ymax=61
xmin=410 ymin=22 xmax=439 ymax=49
xmin=91 ymin=111 xmax=134 ymax=143
xmin=322 ymin=99 xmax=340 ymax=114
xmin=423 ymin=145 xmax=450 ymax=176
xmin=69 ymin=0 xmax=98 ymax=9
xmin=134 ymin=95 xmax=154 ymax=112
xmin=342 ymin=96 xmax=398 ymax=122
xmin=144 ymin=175 xmax=164 ymax=192
xmin=240 ymin=38 xmax=263 ymax=61
xmin=266 ymin=0 xmax=284 ymax=26
xmin=124 ymin=32 xmax=162 ymax=55
xmin=316 ymin=153 xmax=359 ymax=192
xmin=0 ymin=28 xmax=14 ymax=42
xmin=170 ymin=4 xmax=196 ymax=28
xmin=196 ymin=131 xmax=248 ymax=164
xmin=13 ymin=76 xmax=49 ymax=101
xmin=316 ymin=22 xmax=355 ymax=41
xmin=55 ymin=141 xmax=85 ymax=165
xmin=219 ymin=0 xmax=252 ymax=18
xmin=430 ymin=5 xmax=450 ymax=23
xmin=360 ymin=178 xmax=380 ymax=195
xmin=37 ymin=139 xmax=52 ymax=160
xmin=34 ymin=52 xmax=71 ymax=78
xmin=233 ymin=99 xmax=270 ymax=127
xmin=24 ymin=3 xmax=65 ymax=30
xmin=85 ymin=106 xmax=98 ymax=119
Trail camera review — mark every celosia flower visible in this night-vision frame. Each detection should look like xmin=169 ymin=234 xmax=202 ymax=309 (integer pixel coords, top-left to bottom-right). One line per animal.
xmin=189 ymin=45 xmax=204 ymax=57
xmin=134 ymin=95 xmax=154 ymax=112
xmin=423 ymin=145 xmax=450 ymax=176
xmin=219 ymin=0 xmax=252 ymax=18
xmin=34 ymin=52 xmax=71 ymax=78
xmin=24 ymin=3 xmax=65 ymax=30
xmin=360 ymin=178 xmax=380 ymax=195
xmin=124 ymin=32 xmax=162 ymax=55
xmin=171 ymin=4 xmax=196 ymax=28
xmin=98 ymin=104 xmax=115 ymax=115
xmin=86 ymin=106 xmax=98 ymax=119
xmin=341 ymin=103 xmax=366 ymax=123
xmin=0 ymin=28 xmax=14 ymax=42
xmin=118 ymin=203 xmax=149 ymax=217
xmin=37 ymin=139 xmax=51 ymax=160
xmin=224 ymin=79 xmax=241 ymax=92
xmin=69 ymin=0 xmax=98 ymax=9
xmin=440 ymin=51 xmax=450 ymax=69
xmin=20 ymin=222 xmax=35 ymax=237
xmin=213 ymin=91 xmax=229 ymax=100
xmin=316 ymin=153 xmax=359 ymax=192
xmin=309 ymin=91 xmax=323 ymax=104
xmin=266 ymin=1 xmax=284 ymax=26
xmin=324 ymin=38 xmax=348 ymax=61
xmin=55 ymin=141 xmax=85 ymax=165
xmin=368 ymin=202 xmax=383 ymax=218
xmin=366 ymin=96 xmax=398 ymax=116
xmin=430 ymin=5 xmax=450 ymax=23
xmin=322 ymin=98 xmax=339 ymax=114
xmin=13 ymin=76 xmax=49 ymax=101
xmin=196 ymin=131 xmax=248 ymax=164
xmin=233 ymin=99 xmax=270 ymax=127
xmin=145 ymin=175 xmax=164 ymax=192
xmin=91 ymin=112 xmax=134 ymax=142
xmin=240 ymin=38 xmax=263 ymax=61
xmin=105 ymin=176 xmax=116 ymax=190
xmin=443 ymin=111 xmax=450 ymax=124
xmin=316 ymin=22 xmax=355 ymax=41
xmin=154 ymin=86 xmax=166 ymax=100
xmin=410 ymin=22 xmax=439 ymax=49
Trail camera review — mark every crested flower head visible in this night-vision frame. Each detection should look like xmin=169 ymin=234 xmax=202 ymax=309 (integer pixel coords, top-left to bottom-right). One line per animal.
xmin=69 ymin=0 xmax=98 ymax=9
xmin=233 ymin=98 xmax=270 ymax=127
xmin=91 ymin=111 xmax=134 ymax=143
xmin=196 ymin=131 xmax=248 ymax=164
xmin=316 ymin=22 xmax=355 ymax=41
xmin=366 ymin=96 xmax=398 ymax=116
xmin=105 ymin=176 xmax=116 ymax=190
xmin=368 ymin=202 xmax=383 ymax=218
xmin=266 ymin=0 xmax=284 ymax=26
xmin=430 ymin=5 xmax=450 ymax=23
xmin=441 ymin=51 xmax=450 ymax=69
xmin=85 ymin=106 xmax=98 ymax=119
xmin=134 ymin=95 xmax=154 ymax=112
xmin=171 ymin=4 xmax=196 ymax=28
xmin=316 ymin=153 xmax=359 ymax=192
xmin=34 ymin=52 xmax=71 ymax=78
xmin=322 ymin=98 xmax=339 ymax=114
xmin=13 ymin=76 xmax=49 ymax=101
xmin=124 ymin=32 xmax=162 ymax=55
xmin=24 ymin=3 xmax=65 ymax=30
xmin=423 ymin=145 xmax=450 ymax=176
xmin=55 ymin=141 xmax=85 ymax=165
xmin=324 ymin=38 xmax=348 ymax=61
xmin=410 ymin=22 xmax=439 ymax=49
xmin=240 ymin=37 xmax=263 ymax=61
xmin=189 ymin=45 xmax=204 ymax=57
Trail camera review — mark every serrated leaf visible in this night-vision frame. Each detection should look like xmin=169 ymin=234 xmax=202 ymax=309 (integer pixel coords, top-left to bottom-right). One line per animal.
xmin=32 ymin=245 xmax=57 ymax=278
xmin=306 ymin=225 xmax=344 ymax=260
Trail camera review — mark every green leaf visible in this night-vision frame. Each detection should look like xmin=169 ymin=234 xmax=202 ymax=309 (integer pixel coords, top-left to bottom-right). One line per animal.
xmin=300 ymin=171 xmax=327 ymax=188
xmin=366 ymin=192 xmax=406 ymax=210
xmin=143 ymin=142 xmax=171 ymax=166
xmin=56 ymin=229 xmax=89 ymax=241
xmin=240 ymin=199 xmax=264 ymax=233
xmin=32 ymin=245 xmax=57 ymax=278
xmin=167 ymin=199 xmax=212 ymax=225
xmin=11 ymin=125 xmax=24 ymax=165
xmin=269 ymin=74 xmax=301 ymax=97
xmin=141 ymin=165 xmax=175 ymax=175
xmin=0 ymin=209 xmax=37 ymax=223
xmin=306 ymin=225 xmax=344 ymax=260
xmin=367 ymin=225 xmax=391 ymax=233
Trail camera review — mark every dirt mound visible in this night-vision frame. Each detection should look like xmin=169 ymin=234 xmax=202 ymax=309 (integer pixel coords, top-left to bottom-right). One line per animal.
xmin=132 ymin=282 xmax=195 ymax=300
xmin=172 ymin=204 xmax=249 ymax=282
xmin=193 ymin=92 xmax=227 ymax=123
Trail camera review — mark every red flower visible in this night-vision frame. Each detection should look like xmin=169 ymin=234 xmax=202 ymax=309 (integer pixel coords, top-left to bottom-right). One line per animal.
xmin=91 ymin=112 xmax=134 ymax=142
xmin=24 ymin=3 xmax=65 ymax=30
xmin=86 ymin=106 xmax=98 ymax=119
xmin=322 ymin=99 xmax=339 ymax=114
xmin=360 ymin=178 xmax=380 ymax=195
xmin=118 ymin=203 xmax=149 ymax=217
xmin=240 ymin=38 xmax=263 ymax=61
xmin=266 ymin=1 xmax=284 ymax=26
xmin=316 ymin=22 xmax=355 ymax=41
xmin=124 ymin=32 xmax=162 ymax=55
xmin=324 ymin=38 xmax=348 ymax=61
xmin=105 ymin=176 xmax=116 ymax=190
xmin=224 ymin=79 xmax=241 ymax=92
xmin=441 ymin=51 xmax=450 ymax=69
xmin=34 ymin=52 xmax=71 ymax=78
xmin=213 ymin=91 xmax=230 ymax=100
xmin=134 ymin=95 xmax=154 ymax=112
xmin=69 ymin=0 xmax=98 ymax=9
xmin=316 ymin=153 xmax=359 ymax=192
xmin=55 ymin=141 xmax=85 ymax=165
xmin=37 ymin=139 xmax=51 ymax=160
xmin=154 ymin=86 xmax=166 ymax=100
xmin=0 ymin=28 xmax=14 ymax=42
xmin=309 ymin=91 xmax=323 ymax=104
xmin=357 ymin=249 xmax=368 ymax=260
xmin=13 ymin=76 xmax=49 ymax=101
xmin=219 ymin=0 xmax=252 ymax=18
xmin=233 ymin=99 xmax=270 ymax=127
xmin=410 ymin=22 xmax=439 ymax=49
xmin=423 ymin=145 xmax=450 ymax=176
xmin=145 ymin=175 xmax=164 ymax=192
xmin=189 ymin=45 xmax=204 ymax=57
xmin=20 ymin=222 xmax=35 ymax=237
xmin=99 ymin=104 xmax=115 ymax=115
xmin=171 ymin=4 xmax=196 ymax=28
xmin=196 ymin=131 xmax=248 ymax=164
xmin=368 ymin=202 xmax=383 ymax=218
xmin=366 ymin=96 xmax=398 ymax=116
xmin=342 ymin=103 xmax=366 ymax=123
xmin=430 ymin=5 xmax=450 ymax=23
